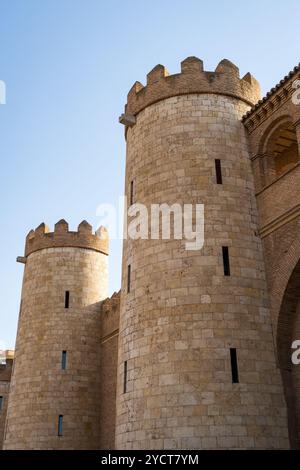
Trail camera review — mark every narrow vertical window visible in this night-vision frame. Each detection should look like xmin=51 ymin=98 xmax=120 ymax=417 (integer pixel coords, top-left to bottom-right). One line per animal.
xmin=65 ymin=291 xmax=70 ymax=309
xmin=0 ymin=396 xmax=3 ymax=410
xmin=123 ymin=361 xmax=128 ymax=393
xmin=127 ymin=265 xmax=131 ymax=293
xmin=215 ymin=159 xmax=223 ymax=184
xmin=130 ymin=180 xmax=134 ymax=206
xmin=222 ymin=246 xmax=230 ymax=276
xmin=230 ymin=348 xmax=239 ymax=383
xmin=61 ymin=351 xmax=67 ymax=370
xmin=58 ymin=415 xmax=63 ymax=436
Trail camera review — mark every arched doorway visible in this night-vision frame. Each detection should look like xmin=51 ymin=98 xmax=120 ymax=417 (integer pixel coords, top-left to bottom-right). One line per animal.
xmin=277 ymin=259 xmax=300 ymax=449
xmin=261 ymin=118 xmax=299 ymax=186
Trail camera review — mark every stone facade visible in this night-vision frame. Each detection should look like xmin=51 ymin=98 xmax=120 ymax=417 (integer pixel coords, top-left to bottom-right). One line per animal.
xmin=2 ymin=56 xmax=300 ymax=450
xmin=116 ymin=58 xmax=290 ymax=449
xmin=0 ymin=351 xmax=14 ymax=448
xmin=3 ymin=221 xmax=113 ymax=449
xmin=99 ymin=292 xmax=120 ymax=449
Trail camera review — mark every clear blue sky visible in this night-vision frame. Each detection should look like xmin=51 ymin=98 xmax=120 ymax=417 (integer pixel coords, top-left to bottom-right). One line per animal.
xmin=0 ymin=0 xmax=299 ymax=349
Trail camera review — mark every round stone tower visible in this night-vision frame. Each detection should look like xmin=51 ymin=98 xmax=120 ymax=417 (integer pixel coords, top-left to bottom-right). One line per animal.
xmin=4 ymin=220 xmax=108 ymax=449
xmin=116 ymin=57 xmax=290 ymax=449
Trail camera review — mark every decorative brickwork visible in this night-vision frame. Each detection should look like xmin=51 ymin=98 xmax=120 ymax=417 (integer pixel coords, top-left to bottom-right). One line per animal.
xmin=244 ymin=63 xmax=300 ymax=448
xmin=243 ymin=63 xmax=300 ymax=132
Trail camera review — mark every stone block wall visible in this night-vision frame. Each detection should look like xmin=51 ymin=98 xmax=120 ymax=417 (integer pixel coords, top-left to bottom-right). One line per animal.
xmin=116 ymin=70 xmax=289 ymax=448
xmin=0 ymin=353 xmax=13 ymax=448
xmin=4 ymin=222 xmax=109 ymax=449
xmin=99 ymin=292 xmax=120 ymax=449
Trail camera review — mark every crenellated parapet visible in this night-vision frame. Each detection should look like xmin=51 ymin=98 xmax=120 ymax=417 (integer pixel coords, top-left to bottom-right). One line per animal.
xmin=23 ymin=219 xmax=109 ymax=257
xmin=119 ymin=57 xmax=261 ymax=127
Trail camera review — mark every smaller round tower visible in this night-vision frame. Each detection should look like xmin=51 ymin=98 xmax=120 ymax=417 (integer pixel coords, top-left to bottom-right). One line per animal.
xmin=4 ymin=220 xmax=108 ymax=449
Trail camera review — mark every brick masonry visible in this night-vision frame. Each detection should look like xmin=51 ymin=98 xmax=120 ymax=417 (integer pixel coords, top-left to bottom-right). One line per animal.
xmin=244 ymin=65 xmax=300 ymax=448
xmin=2 ymin=57 xmax=300 ymax=450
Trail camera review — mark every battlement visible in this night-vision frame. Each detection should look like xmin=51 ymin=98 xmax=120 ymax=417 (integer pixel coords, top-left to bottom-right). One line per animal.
xmin=23 ymin=220 xmax=109 ymax=258
xmin=120 ymin=57 xmax=261 ymax=124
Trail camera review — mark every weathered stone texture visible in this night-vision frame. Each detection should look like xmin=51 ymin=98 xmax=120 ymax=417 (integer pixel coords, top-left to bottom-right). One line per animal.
xmin=99 ymin=292 xmax=120 ymax=449
xmin=4 ymin=244 xmax=108 ymax=449
xmin=3 ymin=57 xmax=300 ymax=450
xmin=125 ymin=57 xmax=260 ymax=118
xmin=0 ymin=353 xmax=13 ymax=448
xmin=116 ymin=89 xmax=289 ymax=449
xmin=25 ymin=220 xmax=108 ymax=257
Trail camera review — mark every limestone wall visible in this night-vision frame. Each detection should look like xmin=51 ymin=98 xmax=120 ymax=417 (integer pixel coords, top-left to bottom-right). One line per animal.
xmin=0 ymin=352 xmax=14 ymax=448
xmin=4 ymin=227 xmax=108 ymax=449
xmin=116 ymin=78 xmax=289 ymax=449
xmin=99 ymin=292 xmax=120 ymax=449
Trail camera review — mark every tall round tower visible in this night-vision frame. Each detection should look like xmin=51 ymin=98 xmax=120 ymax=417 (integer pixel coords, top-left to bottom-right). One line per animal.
xmin=116 ymin=57 xmax=290 ymax=449
xmin=4 ymin=220 xmax=108 ymax=449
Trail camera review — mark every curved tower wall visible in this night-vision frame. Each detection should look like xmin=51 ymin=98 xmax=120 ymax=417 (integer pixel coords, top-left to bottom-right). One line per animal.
xmin=4 ymin=220 xmax=108 ymax=449
xmin=116 ymin=57 xmax=289 ymax=449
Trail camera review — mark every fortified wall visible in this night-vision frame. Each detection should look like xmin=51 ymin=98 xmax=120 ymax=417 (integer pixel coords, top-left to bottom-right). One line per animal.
xmin=243 ymin=63 xmax=300 ymax=448
xmin=0 ymin=351 xmax=14 ymax=448
xmin=1 ymin=56 xmax=300 ymax=450
xmin=116 ymin=57 xmax=289 ymax=449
